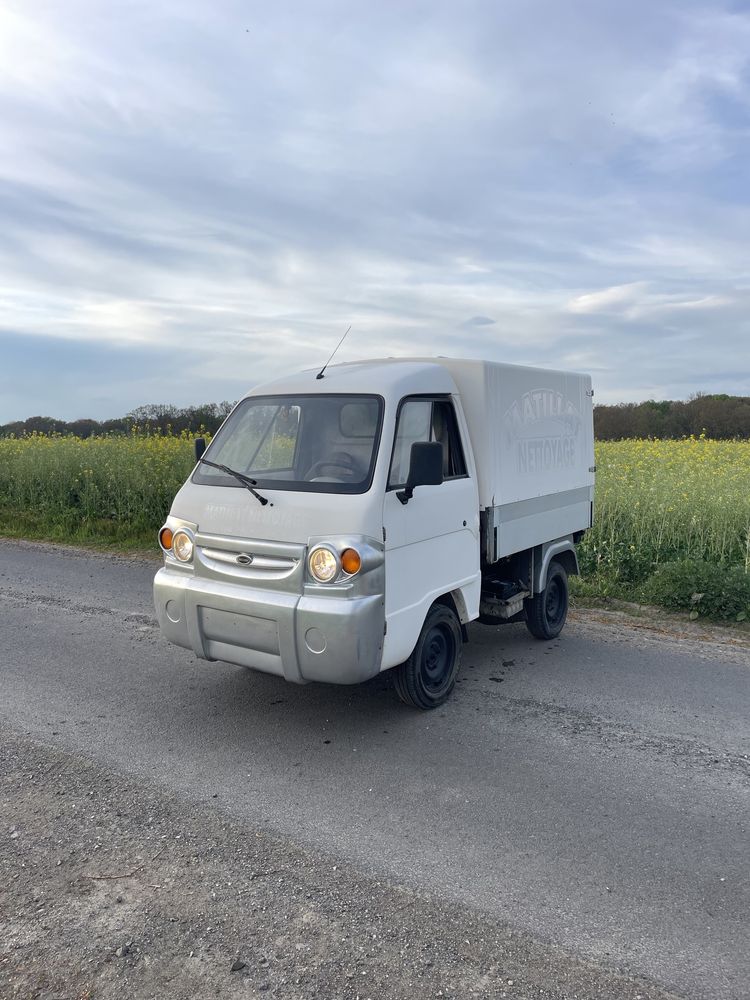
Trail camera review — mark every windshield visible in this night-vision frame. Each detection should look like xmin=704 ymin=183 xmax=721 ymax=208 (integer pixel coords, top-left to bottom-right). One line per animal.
xmin=192 ymin=394 xmax=384 ymax=495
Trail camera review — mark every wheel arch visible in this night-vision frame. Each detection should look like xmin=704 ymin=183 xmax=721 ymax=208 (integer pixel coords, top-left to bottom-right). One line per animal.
xmin=534 ymin=537 xmax=579 ymax=593
xmin=433 ymin=590 xmax=470 ymax=642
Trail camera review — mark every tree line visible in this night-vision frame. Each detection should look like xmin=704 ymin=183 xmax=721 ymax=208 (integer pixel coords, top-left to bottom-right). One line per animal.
xmin=0 ymin=402 xmax=236 ymax=438
xmin=593 ymin=394 xmax=750 ymax=440
xmin=1 ymin=394 xmax=749 ymax=440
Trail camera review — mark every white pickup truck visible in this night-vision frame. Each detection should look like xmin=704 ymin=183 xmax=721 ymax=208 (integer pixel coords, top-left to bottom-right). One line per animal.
xmin=154 ymin=358 xmax=594 ymax=709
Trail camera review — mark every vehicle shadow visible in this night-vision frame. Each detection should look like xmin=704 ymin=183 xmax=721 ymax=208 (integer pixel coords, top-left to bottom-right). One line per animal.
xmin=165 ymin=620 xmax=554 ymax=757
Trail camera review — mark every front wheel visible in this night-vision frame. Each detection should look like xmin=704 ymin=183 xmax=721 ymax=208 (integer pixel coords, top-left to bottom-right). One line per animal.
xmin=394 ymin=604 xmax=463 ymax=710
xmin=525 ymin=561 xmax=569 ymax=640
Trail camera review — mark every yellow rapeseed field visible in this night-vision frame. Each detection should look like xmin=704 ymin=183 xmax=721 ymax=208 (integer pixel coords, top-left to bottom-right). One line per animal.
xmin=580 ymin=437 xmax=750 ymax=581
xmin=0 ymin=431 xmax=198 ymax=546
xmin=0 ymin=433 xmax=748 ymax=581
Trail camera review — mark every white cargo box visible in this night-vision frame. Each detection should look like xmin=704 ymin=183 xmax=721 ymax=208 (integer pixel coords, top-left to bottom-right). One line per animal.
xmin=433 ymin=359 xmax=595 ymax=561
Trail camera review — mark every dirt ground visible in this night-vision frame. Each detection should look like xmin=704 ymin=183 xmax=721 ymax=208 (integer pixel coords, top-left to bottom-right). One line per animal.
xmin=0 ymin=729 xmax=683 ymax=1000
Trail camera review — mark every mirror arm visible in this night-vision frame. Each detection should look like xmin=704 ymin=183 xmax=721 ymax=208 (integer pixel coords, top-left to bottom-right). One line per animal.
xmin=396 ymin=486 xmax=413 ymax=506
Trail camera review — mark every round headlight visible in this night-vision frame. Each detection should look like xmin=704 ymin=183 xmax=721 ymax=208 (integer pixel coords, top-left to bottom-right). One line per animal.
xmin=172 ymin=529 xmax=194 ymax=563
xmin=309 ymin=546 xmax=338 ymax=583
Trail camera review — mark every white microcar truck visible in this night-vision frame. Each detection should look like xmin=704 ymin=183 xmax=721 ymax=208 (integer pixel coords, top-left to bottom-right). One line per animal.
xmin=154 ymin=358 xmax=595 ymax=709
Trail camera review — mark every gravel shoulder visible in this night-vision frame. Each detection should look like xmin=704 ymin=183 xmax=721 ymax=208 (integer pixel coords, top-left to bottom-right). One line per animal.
xmin=1 ymin=729 xmax=683 ymax=1000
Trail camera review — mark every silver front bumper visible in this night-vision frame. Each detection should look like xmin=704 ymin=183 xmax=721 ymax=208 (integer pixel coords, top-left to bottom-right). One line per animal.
xmin=153 ymin=561 xmax=385 ymax=686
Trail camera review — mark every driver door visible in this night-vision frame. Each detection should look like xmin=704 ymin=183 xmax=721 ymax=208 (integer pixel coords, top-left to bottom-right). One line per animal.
xmin=381 ymin=396 xmax=480 ymax=669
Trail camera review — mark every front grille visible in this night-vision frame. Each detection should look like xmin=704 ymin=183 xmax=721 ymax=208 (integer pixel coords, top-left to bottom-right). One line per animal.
xmin=193 ymin=532 xmax=306 ymax=593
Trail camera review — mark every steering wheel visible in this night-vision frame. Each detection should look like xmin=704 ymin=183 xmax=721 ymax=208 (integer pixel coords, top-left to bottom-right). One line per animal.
xmin=305 ymin=451 xmax=362 ymax=480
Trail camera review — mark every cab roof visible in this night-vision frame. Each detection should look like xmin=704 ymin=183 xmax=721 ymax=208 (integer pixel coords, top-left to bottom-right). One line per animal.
xmin=246 ymin=358 xmax=459 ymax=401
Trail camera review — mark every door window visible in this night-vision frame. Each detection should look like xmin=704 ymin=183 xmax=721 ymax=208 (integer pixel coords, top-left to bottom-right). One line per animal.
xmin=388 ymin=398 xmax=467 ymax=488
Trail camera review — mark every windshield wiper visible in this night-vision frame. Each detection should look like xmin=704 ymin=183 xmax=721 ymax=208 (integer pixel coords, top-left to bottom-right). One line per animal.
xmin=198 ymin=458 xmax=272 ymax=506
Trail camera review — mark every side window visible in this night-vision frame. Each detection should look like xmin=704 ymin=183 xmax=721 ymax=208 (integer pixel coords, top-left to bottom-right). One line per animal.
xmin=432 ymin=400 xmax=467 ymax=478
xmin=388 ymin=400 xmax=432 ymax=487
xmin=388 ymin=398 xmax=467 ymax=488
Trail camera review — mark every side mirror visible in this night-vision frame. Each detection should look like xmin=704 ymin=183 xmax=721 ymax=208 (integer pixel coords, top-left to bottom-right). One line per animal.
xmin=194 ymin=437 xmax=207 ymax=462
xmin=397 ymin=441 xmax=443 ymax=505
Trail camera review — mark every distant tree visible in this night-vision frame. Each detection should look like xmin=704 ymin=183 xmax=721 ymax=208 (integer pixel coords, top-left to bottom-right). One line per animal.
xmin=594 ymin=396 xmax=750 ymax=440
xmin=126 ymin=403 xmax=179 ymax=425
xmin=0 ymin=420 xmax=26 ymax=437
xmin=22 ymin=416 xmax=66 ymax=435
xmin=67 ymin=418 xmax=101 ymax=439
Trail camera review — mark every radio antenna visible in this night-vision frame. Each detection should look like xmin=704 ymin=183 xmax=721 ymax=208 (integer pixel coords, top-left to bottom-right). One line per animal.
xmin=316 ymin=325 xmax=351 ymax=380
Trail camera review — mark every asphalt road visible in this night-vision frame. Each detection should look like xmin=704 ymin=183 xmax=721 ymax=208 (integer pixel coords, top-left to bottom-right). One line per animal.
xmin=1 ymin=539 xmax=749 ymax=998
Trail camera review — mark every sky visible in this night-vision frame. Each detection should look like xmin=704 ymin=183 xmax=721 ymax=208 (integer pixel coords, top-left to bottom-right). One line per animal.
xmin=1 ymin=0 xmax=749 ymax=422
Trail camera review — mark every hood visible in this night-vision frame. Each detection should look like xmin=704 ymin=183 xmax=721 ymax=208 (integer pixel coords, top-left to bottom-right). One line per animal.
xmin=170 ymin=478 xmax=384 ymax=546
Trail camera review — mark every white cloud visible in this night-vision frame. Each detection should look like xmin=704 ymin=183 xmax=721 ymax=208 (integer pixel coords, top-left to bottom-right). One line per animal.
xmin=622 ymin=10 xmax=750 ymax=169
xmin=566 ymin=283 xmax=650 ymax=315
xmin=566 ymin=282 xmax=734 ymax=320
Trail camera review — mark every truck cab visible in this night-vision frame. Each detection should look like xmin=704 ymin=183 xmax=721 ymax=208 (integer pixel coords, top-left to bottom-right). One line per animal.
xmin=154 ymin=358 xmax=594 ymax=709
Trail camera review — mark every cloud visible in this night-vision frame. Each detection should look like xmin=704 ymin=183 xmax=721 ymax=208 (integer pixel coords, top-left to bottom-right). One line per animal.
xmin=0 ymin=0 xmax=749 ymax=420
xmin=566 ymin=283 xmax=650 ymax=315
xmin=621 ymin=10 xmax=750 ymax=170
xmin=463 ymin=316 xmax=497 ymax=327
xmin=566 ymin=282 xmax=734 ymax=319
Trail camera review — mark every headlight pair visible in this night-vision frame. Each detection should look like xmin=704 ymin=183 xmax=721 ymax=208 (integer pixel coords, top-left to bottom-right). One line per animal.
xmin=308 ymin=544 xmax=361 ymax=583
xmin=159 ymin=525 xmax=194 ymax=563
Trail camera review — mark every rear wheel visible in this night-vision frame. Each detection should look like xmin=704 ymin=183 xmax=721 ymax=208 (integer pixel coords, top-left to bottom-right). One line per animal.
xmin=525 ymin=561 xmax=568 ymax=640
xmin=394 ymin=604 xmax=462 ymax=710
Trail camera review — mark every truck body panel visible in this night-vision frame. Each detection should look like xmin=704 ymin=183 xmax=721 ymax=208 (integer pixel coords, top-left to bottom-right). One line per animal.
xmin=433 ymin=359 xmax=594 ymax=562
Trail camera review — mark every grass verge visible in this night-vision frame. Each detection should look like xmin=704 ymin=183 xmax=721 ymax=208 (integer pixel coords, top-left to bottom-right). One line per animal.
xmin=570 ymin=565 xmax=750 ymax=626
xmin=0 ymin=506 xmax=157 ymax=555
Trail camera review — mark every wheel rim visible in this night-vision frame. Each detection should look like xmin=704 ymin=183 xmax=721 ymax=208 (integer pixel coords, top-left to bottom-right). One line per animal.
xmin=420 ymin=624 xmax=456 ymax=693
xmin=545 ymin=577 xmax=565 ymax=628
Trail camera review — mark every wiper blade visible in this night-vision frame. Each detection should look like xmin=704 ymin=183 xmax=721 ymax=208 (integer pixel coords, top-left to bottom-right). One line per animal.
xmin=198 ymin=458 xmax=272 ymax=506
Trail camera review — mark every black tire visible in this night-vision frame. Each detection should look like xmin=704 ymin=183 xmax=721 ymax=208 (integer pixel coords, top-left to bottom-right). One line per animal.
xmin=525 ymin=560 xmax=569 ymax=640
xmin=394 ymin=604 xmax=463 ymax=710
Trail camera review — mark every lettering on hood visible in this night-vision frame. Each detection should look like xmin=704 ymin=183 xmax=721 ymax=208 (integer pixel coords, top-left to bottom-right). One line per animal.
xmin=504 ymin=389 xmax=582 ymax=474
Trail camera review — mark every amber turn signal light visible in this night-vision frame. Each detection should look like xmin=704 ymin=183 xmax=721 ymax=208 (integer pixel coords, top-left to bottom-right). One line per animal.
xmin=159 ymin=526 xmax=173 ymax=551
xmin=340 ymin=547 xmax=361 ymax=575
